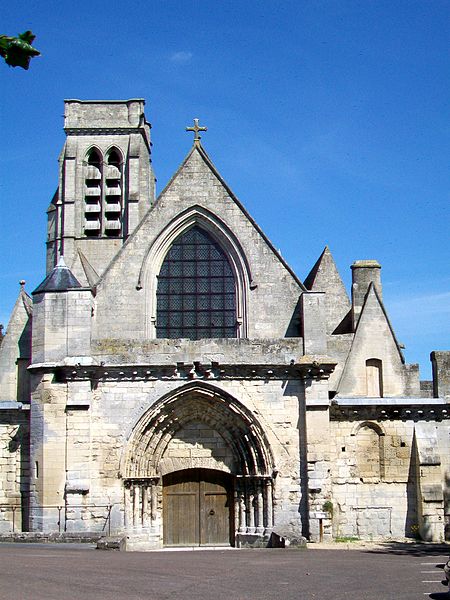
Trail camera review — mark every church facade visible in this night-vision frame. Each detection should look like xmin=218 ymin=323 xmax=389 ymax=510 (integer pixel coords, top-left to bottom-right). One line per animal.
xmin=0 ymin=99 xmax=449 ymax=548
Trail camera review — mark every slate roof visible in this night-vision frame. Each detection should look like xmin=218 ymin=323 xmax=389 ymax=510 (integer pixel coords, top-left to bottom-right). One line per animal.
xmin=32 ymin=257 xmax=82 ymax=295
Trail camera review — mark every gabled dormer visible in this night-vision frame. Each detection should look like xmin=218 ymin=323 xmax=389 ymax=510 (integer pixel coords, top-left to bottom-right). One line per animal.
xmin=337 ymin=282 xmax=420 ymax=397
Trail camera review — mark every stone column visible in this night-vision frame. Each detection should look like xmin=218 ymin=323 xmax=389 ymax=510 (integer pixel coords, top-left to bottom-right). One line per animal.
xmin=248 ymin=484 xmax=255 ymax=534
xmin=124 ymin=483 xmax=132 ymax=529
xmin=142 ymin=483 xmax=149 ymax=527
xmin=133 ymin=484 xmax=141 ymax=527
xmin=234 ymin=491 xmax=240 ymax=534
xmin=255 ymin=481 xmax=263 ymax=533
xmin=150 ymin=480 xmax=158 ymax=522
xmin=264 ymin=479 xmax=273 ymax=530
xmin=238 ymin=491 xmax=246 ymax=534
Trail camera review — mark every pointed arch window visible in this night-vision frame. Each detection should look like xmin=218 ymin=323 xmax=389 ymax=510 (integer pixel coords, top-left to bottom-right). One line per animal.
xmin=84 ymin=149 xmax=102 ymax=236
xmin=156 ymin=226 xmax=237 ymax=339
xmin=83 ymin=147 xmax=123 ymax=237
xmin=104 ymin=148 xmax=123 ymax=236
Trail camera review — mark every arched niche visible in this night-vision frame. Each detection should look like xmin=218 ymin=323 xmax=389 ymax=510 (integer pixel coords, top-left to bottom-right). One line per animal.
xmin=351 ymin=421 xmax=385 ymax=481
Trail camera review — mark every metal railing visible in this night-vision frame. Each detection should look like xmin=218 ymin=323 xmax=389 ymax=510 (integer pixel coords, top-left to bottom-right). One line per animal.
xmin=0 ymin=503 xmax=114 ymax=536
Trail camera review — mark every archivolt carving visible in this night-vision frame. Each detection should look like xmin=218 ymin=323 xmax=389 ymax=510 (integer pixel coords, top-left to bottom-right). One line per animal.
xmin=121 ymin=382 xmax=274 ymax=479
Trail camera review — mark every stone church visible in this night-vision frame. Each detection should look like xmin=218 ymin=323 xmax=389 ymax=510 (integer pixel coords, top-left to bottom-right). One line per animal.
xmin=0 ymin=99 xmax=449 ymax=548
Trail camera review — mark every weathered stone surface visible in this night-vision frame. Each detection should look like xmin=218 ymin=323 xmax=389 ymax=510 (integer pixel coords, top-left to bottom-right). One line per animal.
xmin=0 ymin=99 xmax=448 ymax=548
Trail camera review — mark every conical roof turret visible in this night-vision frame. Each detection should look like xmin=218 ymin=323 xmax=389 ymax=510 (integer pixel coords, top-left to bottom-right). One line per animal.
xmin=32 ymin=256 xmax=82 ymax=295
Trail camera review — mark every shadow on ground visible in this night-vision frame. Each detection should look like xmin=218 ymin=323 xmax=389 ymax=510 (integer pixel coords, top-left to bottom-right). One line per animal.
xmin=364 ymin=542 xmax=450 ymax=557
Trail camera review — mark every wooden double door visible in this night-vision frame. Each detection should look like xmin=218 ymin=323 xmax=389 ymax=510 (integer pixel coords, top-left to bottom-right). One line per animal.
xmin=163 ymin=469 xmax=233 ymax=547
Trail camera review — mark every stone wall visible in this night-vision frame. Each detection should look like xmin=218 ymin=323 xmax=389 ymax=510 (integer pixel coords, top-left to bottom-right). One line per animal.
xmin=328 ymin=403 xmax=450 ymax=541
xmin=0 ymin=411 xmax=29 ymax=533
xmin=28 ymin=366 xmax=309 ymax=542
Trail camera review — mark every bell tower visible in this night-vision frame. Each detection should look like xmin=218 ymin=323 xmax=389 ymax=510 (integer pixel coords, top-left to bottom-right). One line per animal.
xmin=46 ymin=99 xmax=156 ymax=282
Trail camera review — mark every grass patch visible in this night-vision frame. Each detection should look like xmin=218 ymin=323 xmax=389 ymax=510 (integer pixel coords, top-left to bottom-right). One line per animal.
xmin=334 ymin=536 xmax=360 ymax=543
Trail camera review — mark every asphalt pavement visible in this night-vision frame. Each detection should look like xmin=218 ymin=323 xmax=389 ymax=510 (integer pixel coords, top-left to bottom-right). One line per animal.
xmin=0 ymin=542 xmax=449 ymax=599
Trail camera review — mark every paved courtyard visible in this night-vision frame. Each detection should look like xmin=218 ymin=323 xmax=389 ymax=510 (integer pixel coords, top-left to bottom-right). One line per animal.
xmin=0 ymin=543 xmax=449 ymax=599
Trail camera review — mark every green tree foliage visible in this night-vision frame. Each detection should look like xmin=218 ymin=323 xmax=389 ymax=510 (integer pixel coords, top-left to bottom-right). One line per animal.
xmin=0 ymin=31 xmax=40 ymax=70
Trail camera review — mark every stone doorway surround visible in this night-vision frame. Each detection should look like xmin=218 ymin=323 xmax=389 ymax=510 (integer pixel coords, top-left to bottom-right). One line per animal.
xmin=121 ymin=382 xmax=275 ymax=548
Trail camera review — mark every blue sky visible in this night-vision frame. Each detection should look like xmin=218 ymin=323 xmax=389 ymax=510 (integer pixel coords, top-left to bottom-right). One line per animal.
xmin=1 ymin=1 xmax=449 ymax=378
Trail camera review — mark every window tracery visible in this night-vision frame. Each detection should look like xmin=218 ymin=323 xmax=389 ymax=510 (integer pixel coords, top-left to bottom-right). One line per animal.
xmin=156 ymin=226 xmax=237 ymax=339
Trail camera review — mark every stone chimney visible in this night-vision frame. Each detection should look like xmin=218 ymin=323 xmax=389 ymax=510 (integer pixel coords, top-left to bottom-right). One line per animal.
xmin=431 ymin=351 xmax=450 ymax=398
xmin=351 ymin=260 xmax=382 ymax=329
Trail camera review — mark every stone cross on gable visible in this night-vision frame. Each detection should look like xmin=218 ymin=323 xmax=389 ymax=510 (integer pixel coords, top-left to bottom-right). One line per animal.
xmin=186 ymin=118 xmax=207 ymax=144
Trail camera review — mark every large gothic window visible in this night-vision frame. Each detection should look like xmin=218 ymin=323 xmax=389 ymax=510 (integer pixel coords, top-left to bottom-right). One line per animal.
xmin=156 ymin=226 xmax=237 ymax=339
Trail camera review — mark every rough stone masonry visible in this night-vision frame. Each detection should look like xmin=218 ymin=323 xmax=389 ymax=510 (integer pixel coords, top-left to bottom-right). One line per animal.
xmin=0 ymin=99 xmax=449 ymax=549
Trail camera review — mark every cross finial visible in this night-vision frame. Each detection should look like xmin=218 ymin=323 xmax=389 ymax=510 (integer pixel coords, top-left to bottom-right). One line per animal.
xmin=186 ymin=118 xmax=207 ymax=145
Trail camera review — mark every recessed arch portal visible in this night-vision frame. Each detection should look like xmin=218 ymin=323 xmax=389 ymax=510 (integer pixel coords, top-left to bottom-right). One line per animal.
xmin=121 ymin=383 xmax=275 ymax=544
xmin=121 ymin=382 xmax=274 ymax=479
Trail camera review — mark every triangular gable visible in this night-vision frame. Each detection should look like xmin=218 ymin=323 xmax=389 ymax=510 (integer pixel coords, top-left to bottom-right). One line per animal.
xmin=304 ymin=246 xmax=350 ymax=334
xmin=97 ymin=143 xmax=305 ymax=292
xmin=195 ymin=144 xmax=305 ymax=290
xmin=0 ymin=289 xmax=32 ymax=401
xmin=92 ymin=143 xmax=305 ymax=340
xmin=337 ymin=283 xmax=407 ymax=397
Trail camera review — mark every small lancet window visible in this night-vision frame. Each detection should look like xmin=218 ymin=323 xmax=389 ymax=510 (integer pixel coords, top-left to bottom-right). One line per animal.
xmin=84 ymin=149 xmax=102 ymax=237
xmin=156 ymin=226 xmax=237 ymax=340
xmin=104 ymin=148 xmax=122 ymax=237
xmin=366 ymin=358 xmax=383 ymax=397
xmin=107 ymin=149 xmax=121 ymax=168
xmin=87 ymin=149 xmax=101 ymax=168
